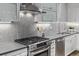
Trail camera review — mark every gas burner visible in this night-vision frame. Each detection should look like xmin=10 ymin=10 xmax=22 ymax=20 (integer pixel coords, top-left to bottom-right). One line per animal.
xmin=15 ymin=36 xmax=49 ymax=46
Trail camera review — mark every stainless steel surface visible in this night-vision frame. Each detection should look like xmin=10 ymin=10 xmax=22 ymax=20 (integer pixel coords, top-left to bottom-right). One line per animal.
xmin=55 ymin=38 xmax=65 ymax=56
xmin=15 ymin=36 xmax=49 ymax=46
xmin=15 ymin=36 xmax=51 ymax=56
xmin=28 ymin=46 xmax=50 ymax=56
xmin=27 ymin=40 xmax=51 ymax=56
xmin=20 ymin=3 xmax=39 ymax=11
xmin=20 ymin=3 xmax=46 ymax=15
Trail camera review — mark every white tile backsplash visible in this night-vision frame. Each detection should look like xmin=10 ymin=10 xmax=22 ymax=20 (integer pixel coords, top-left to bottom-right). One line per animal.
xmin=0 ymin=23 xmax=18 ymax=42
xmin=0 ymin=3 xmax=68 ymax=41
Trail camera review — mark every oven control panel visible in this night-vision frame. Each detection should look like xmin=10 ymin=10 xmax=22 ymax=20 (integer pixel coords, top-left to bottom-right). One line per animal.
xmin=28 ymin=44 xmax=37 ymax=51
xmin=37 ymin=42 xmax=47 ymax=48
xmin=28 ymin=41 xmax=51 ymax=51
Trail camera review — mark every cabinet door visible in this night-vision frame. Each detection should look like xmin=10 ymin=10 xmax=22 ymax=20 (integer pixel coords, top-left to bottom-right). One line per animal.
xmin=71 ymin=35 xmax=76 ymax=52
xmin=76 ymin=34 xmax=79 ymax=50
xmin=67 ymin=4 xmax=79 ymax=22
xmin=57 ymin=3 xmax=67 ymax=22
xmin=0 ymin=3 xmax=17 ymax=22
xmin=51 ymin=40 xmax=55 ymax=56
xmin=65 ymin=35 xmax=76 ymax=56
xmin=35 ymin=3 xmax=57 ymax=22
xmin=75 ymin=34 xmax=79 ymax=51
xmin=65 ymin=36 xmax=71 ymax=56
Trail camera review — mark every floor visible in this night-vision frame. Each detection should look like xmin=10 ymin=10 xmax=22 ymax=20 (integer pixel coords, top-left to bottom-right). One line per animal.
xmin=69 ymin=51 xmax=79 ymax=56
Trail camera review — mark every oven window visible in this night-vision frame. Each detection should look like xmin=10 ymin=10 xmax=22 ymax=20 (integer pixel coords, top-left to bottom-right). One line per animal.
xmin=34 ymin=50 xmax=49 ymax=56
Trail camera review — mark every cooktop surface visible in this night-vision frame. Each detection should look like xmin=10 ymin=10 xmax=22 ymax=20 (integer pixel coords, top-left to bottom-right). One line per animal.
xmin=15 ymin=36 xmax=49 ymax=46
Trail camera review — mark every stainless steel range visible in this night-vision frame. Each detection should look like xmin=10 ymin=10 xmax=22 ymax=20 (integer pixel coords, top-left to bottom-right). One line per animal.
xmin=15 ymin=36 xmax=51 ymax=56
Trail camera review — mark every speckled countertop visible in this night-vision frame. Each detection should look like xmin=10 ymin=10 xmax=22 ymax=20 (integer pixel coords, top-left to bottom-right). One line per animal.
xmin=0 ymin=32 xmax=79 ymax=55
xmin=0 ymin=40 xmax=26 ymax=55
xmin=45 ymin=32 xmax=79 ymax=40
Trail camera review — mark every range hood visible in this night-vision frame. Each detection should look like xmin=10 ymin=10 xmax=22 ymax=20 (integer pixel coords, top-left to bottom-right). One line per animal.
xmin=20 ymin=3 xmax=46 ymax=15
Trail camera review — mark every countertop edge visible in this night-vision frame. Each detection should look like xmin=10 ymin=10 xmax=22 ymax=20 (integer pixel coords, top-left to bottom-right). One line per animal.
xmin=48 ymin=32 xmax=79 ymax=40
xmin=0 ymin=47 xmax=27 ymax=56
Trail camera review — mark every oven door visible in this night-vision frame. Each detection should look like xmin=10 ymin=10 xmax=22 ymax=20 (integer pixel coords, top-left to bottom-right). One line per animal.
xmin=29 ymin=46 xmax=51 ymax=56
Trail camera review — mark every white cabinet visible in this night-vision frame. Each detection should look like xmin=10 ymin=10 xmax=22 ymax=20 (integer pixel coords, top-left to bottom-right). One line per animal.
xmin=71 ymin=35 xmax=76 ymax=52
xmin=0 ymin=3 xmax=18 ymax=22
xmin=51 ymin=40 xmax=55 ymax=56
xmin=35 ymin=3 xmax=57 ymax=22
xmin=57 ymin=3 xmax=67 ymax=22
xmin=65 ymin=36 xmax=71 ymax=56
xmin=35 ymin=3 xmax=67 ymax=22
xmin=3 ymin=48 xmax=27 ymax=56
xmin=67 ymin=4 xmax=79 ymax=22
xmin=76 ymin=34 xmax=79 ymax=50
xmin=65 ymin=35 xmax=76 ymax=56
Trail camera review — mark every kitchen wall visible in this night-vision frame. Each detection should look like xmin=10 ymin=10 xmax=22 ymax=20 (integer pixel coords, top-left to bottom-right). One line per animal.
xmin=67 ymin=3 xmax=79 ymax=50
xmin=34 ymin=3 xmax=68 ymax=36
xmin=17 ymin=15 xmax=38 ymax=39
xmin=0 ymin=3 xmax=67 ymax=42
xmin=67 ymin=3 xmax=79 ymax=31
xmin=0 ymin=3 xmax=19 ymax=42
xmin=0 ymin=3 xmax=18 ymax=42
xmin=0 ymin=23 xmax=18 ymax=42
xmin=0 ymin=15 xmax=38 ymax=41
xmin=18 ymin=3 xmax=67 ymax=38
xmin=57 ymin=3 xmax=67 ymax=33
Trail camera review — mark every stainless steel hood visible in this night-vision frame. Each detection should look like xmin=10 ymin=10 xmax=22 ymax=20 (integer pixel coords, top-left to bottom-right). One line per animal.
xmin=20 ymin=3 xmax=46 ymax=15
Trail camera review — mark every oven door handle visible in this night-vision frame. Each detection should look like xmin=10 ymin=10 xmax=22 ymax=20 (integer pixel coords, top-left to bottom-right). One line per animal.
xmin=31 ymin=46 xmax=50 ymax=55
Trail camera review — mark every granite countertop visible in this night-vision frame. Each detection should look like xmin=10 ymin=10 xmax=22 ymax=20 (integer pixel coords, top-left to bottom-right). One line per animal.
xmin=0 ymin=40 xmax=26 ymax=55
xmin=45 ymin=32 xmax=79 ymax=40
